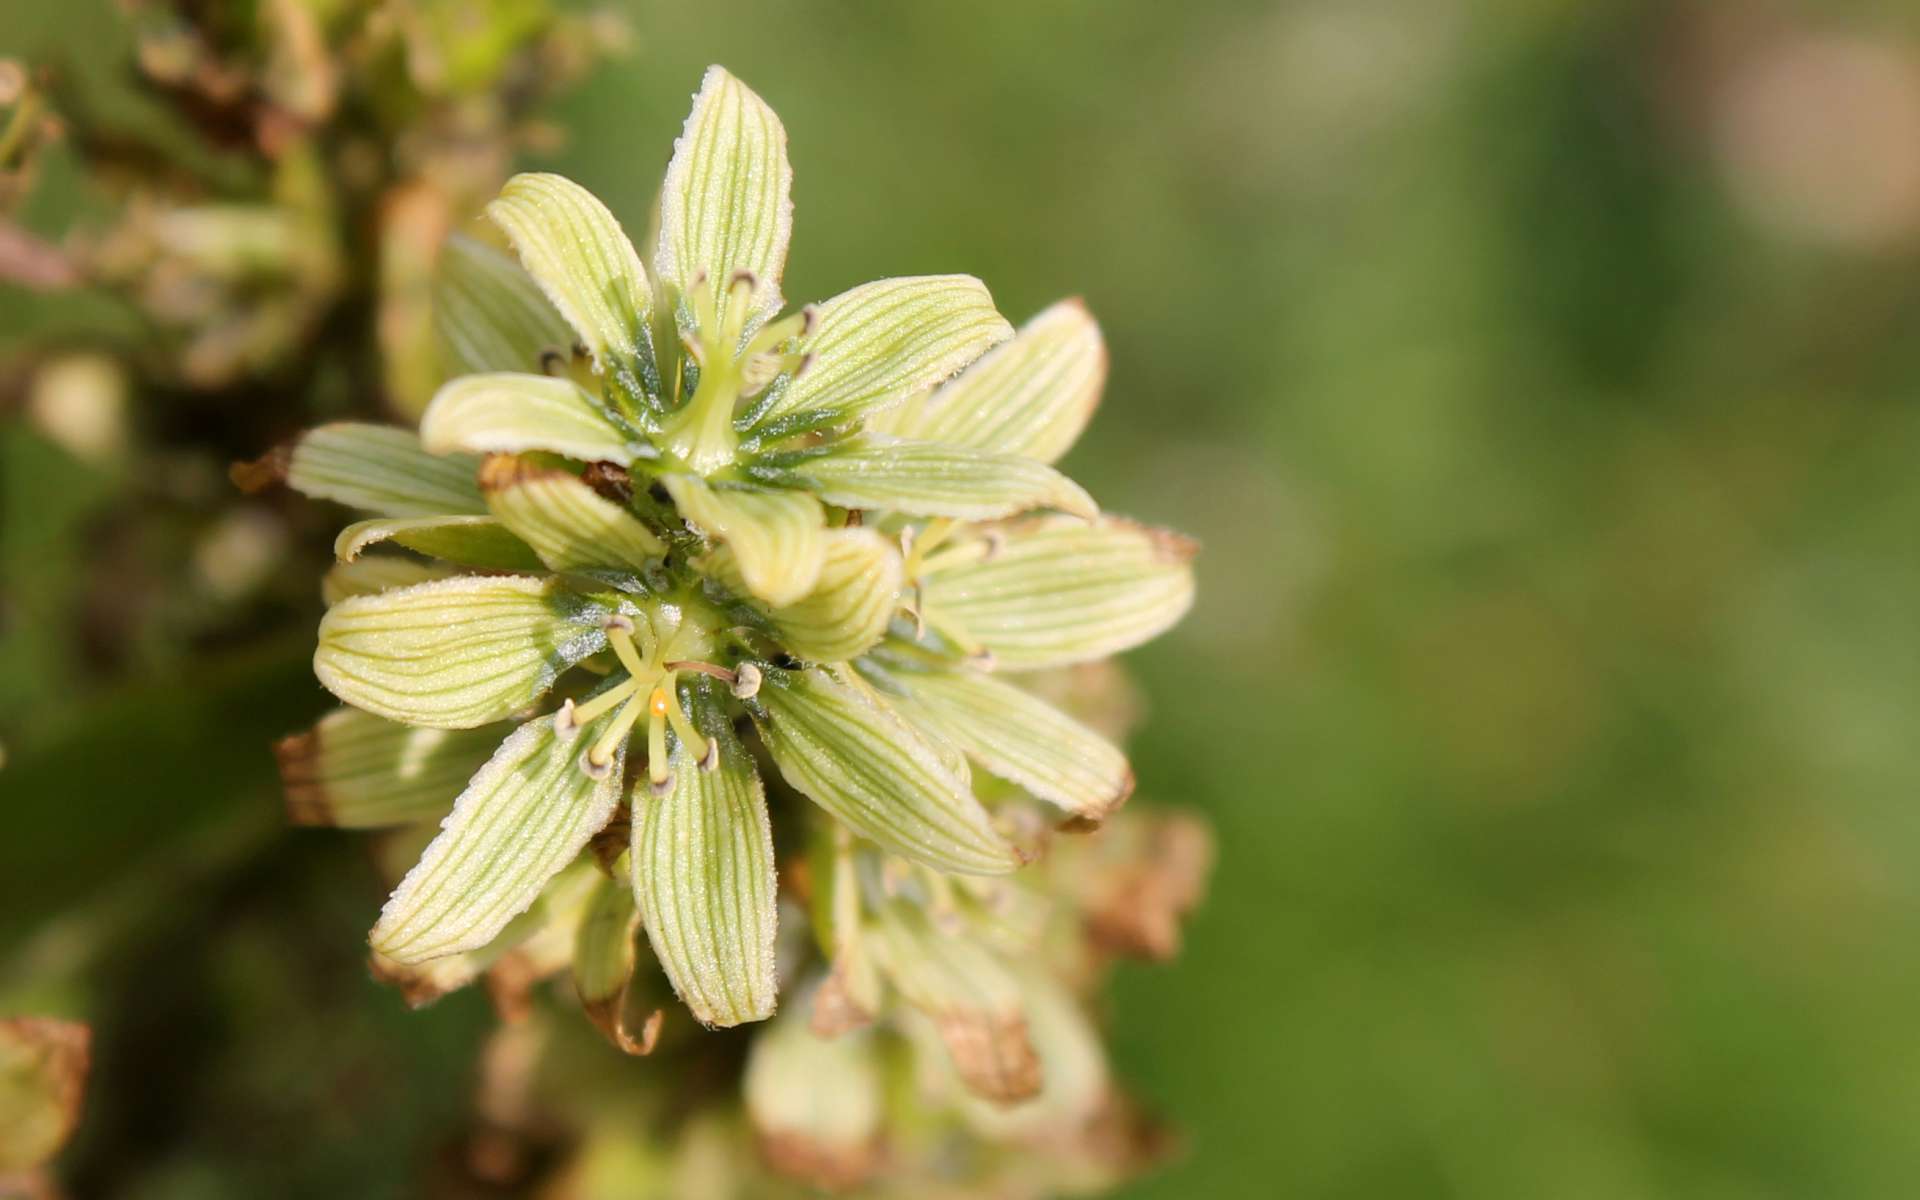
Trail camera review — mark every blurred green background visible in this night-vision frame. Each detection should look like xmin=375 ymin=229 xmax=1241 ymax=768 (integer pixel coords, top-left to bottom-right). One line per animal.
xmin=9 ymin=0 xmax=1920 ymax=1196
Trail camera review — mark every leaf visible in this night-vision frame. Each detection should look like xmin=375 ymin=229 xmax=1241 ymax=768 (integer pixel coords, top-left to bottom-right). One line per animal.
xmin=486 ymin=173 xmax=652 ymax=381
xmin=892 ymin=668 xmax=1132 ymax=821
xmin=421 ymin=373 xmax=639 ymax=464
xmin=753 ymin=667 xmax=1017 ymax=875
xmin=873 ymin=298 xmax=1105 ymax=464
xmin=434 ymin=232 xmax=574 ymax=376
xmin=869 ymin=902 xmax=1040 ymax=1103
xmin=334 ymin=515 xmax=545 ymax=572
xmin=371 ymin=714 xmax=623 ymax=963
xmin=275 ymin=707 xmax=504 ymax=828
xmin=284 ymin=423 xmax=485 ymax=516
xmin=321 ymin=556 xmax=460 ymax=605
xmin=573 ymin=873 xmax=661 ymax=1054
xmin=751 ymin=434 xmax=1095 ymax=520
xmin=744 ymin=1001 xmax=883 ymax=1191
xmin=0 ymin=1018 xmax=90 ymax=1173
xmin=663 ymin=475 xmax=824 ymax=607
xmin=917 ymin=517 xmax=1196 ymax=670
xmin=315 ymin=575 xmax=608 ymax=728
xmin=655 ymin=66 xmax=793 ymax=332
xmin=633 ymin=677 xmax=779 ymax=1027
xmin=707 ymin=527 xmax=902 ymax=662
xmin=478 ymin=455 xmax=663 ymax=571
xmin=744 ymin=276 xmax=1011 ymax=437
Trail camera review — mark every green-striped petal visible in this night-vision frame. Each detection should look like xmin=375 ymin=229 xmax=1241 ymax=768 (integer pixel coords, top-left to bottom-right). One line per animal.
xmin=869 ymin=902 xmax=1040 ymax=1102
xmin=334 ymin=515 xmax=544 ymax=572
xmin=434 ymin=233 xmax=574 ymax=376
xmin=656 ymin=66 xmax=792 ymax=332
xmin=744 ymin=276 xmax=1011 ymax=438
xmin=281 ymin=423 xmax=485 ymax=517
xmin=487 ymin=173 xmax=652 ymax=382
xmin=664 ymin=475 xmax=824 ymax=607
xmin=708 ymin=527 xmax=902 ymax=663
xmin=751 ymin=434 xmax=1095 ymax=520
xmin=421 ymin=373 xmax=638 ymax=464
xmin=371 ymin=715 xmax=623 ymax=963
xmin=918 ymin=517 xmax=1196 ymax=670
xmin=315 ymin=575 xmax=609 ymax=728
xmin=275 ymin=707 xmax=503 ymax=829
xmin=321 ymin=557 xmax=460 ymax=605
xmin=632 ymin=677 xmax=778 ymax=1027
xmin=753 ymin=667 xmax=1017 ymax=875
xmin=573 ymin=873 xmax=659 ymax=1054
xmin=874 ymin=298 xmax=1104 ymax=464
xmin=478 ymin=455 xmax=664 ymax=571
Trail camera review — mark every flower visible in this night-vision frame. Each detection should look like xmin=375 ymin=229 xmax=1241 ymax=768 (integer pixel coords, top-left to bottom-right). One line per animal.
xmin=259 ymin=64 xmax=1204 ymax=1190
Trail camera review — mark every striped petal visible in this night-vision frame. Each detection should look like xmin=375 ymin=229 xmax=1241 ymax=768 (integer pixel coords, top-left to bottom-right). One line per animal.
xmin=573 ymin=873 xmax=661 ymax=1054
xmin=257 ymin=423 xmax=485 ymax=517
xmin=275 ymin=707 xmax=504 ymax=829
xmin=706 ymin=527 xmax=902 ymax=663
xmin=664 ymin=475 xmax=824 ymax=607
xmin=750 ymin=434 xmax=1095 ymax=520
xmin=333 ymin=515 xmax=544 ymax=573
xmin=421 ymin=373 xmax=640 ymax=465
xmin=434 ymin=233 xmax=573 ymax=376
xmin=478 ymin=455 xmax=663 ymax=572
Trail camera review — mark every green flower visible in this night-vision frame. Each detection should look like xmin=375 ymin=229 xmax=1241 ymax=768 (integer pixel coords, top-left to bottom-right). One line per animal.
xmin=263 ymin=65 xmax=1197 ymax=1058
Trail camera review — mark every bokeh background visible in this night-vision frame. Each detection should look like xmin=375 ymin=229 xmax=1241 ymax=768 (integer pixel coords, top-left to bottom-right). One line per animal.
xmin=8 ymin=0 xmax=1920 ymax=1196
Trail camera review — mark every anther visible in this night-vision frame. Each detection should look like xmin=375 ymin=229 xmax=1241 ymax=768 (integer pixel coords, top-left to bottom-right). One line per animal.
xmin=730 ymin=662 xmax=763 ymax=699
xmin=580 ymin=750 xmax=614 ymax=780
xmin=553 ymin=698 xmax=581 ymax=739
xmin=648 ymin=770 xmax=676 ymax=797
xmin=540 ymin=348 xmax=569 ymax=376
xmin=698 ymin=739 xmax=719 ymax=772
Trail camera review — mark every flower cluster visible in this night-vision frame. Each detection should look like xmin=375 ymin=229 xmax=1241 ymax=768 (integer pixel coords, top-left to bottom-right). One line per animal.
xmin=264 ymin=66 xmax=1204 ymax=1191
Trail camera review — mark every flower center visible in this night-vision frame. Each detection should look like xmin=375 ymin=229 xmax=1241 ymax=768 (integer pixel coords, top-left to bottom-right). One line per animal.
xmin=557 ymin=613 xmax=725 ymax=786
xmin=660 ymin=270 xmax=813 ymax=473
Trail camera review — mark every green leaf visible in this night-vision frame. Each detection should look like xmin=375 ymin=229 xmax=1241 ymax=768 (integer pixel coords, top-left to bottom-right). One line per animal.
xmin=751 ymin=434 xmax=1096 ymax=520
xmin=315 ymin=575 xmax=608 ymax=728
xmin=633 ymin=677 xmax=778 ymax=1027
xmin=869 ymin=902 xmax=1040 ymax=1103
xmin=656 ymin=66 xmax=792 ymax=332
xmin=284 ymin=423 xmax=485 ymax=517
xmin=478 ymin=455 xmax=664 ymax=571
xmin=573 ymin=873 xmax=660 ymax=1054
xmin=663 ymin=475 xmax=824 ymax=607
xmin=708 ymin=527 xmax=902 ymax=662
xmin=434 ymin=233 xmax=574 ymax=376
xmin=421 ymin=373 xmax=638 ymax=464
xmin=743 ymin=1001 xmax=882 ymax=1190
xmin=321 ymin=557 xmax=460 ymax=605
xmin=745 ymin=276 xmax=1011 ymax=437
xmin=873 ymin=298 xmax=1104 ymax=464
xmin=892 ymin=668 xmax=1132 ymax=821
xmin=917 ymin=517 xmax=1196 ymax=670
xmin=275 ymin=707 xmax=503 ymax=829
xmin=334 ymin=515 xmax=545 ymax=572
xmin=0 ymin=1018 xmax=89 ymax=1173
xmin=486 ymin=173 xmax=652 ymax=380
xmin=371 ymin=714 xmax=623 ymax=963
xmin=753 ymin=667 xmax=1017 ymax=875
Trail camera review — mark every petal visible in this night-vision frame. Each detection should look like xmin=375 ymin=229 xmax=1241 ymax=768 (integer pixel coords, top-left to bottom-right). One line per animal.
xmin=917 ymin=517 xmax=1196 ymax=670
xmin=752 ymin=666 xmax=1018 ymax=875
xmin=0 ymin=1018 xmax=90 ymax=1174
xmin=266 ymin=423 xmax=485 ymax=517
xmin=874 ymin=298 xmax=1104 ymax=464
xmin=953 ymin=971 xmax=1110 ymax=1139
xmin=707 ymin=527 xmax=902 ymax=662
xmin=486 ymin=173 xmax=653 ymax=382
xmin=274 ymin=707 xmax=504 ymax=829
xmin=369 ymin=864 xmax=588 ymax=1009
xmin=632 ymin=676 xmax=778 ymax=1027
xmin=663 ymin=475 xmax=824 ymax=607
xmin=314 ymin=575 xmax=609 ymax=728
xmin=869 ymin=902 xmax=1040 ymax=1103
xmin=743 ymin=276 xmax=1011 ymax=439
xmin=891 ymin=668 xmax=1133 ymax=822
xmin=434 ymin=233 xmax=574 ymax=376
xmin=750 ymin=434 xmax=1096 ymax=520
xmin=655 ymin=66 xmax=793 ymax=331
xmin=334 ymin=515 xmax=545 ymax=572
xmin=572 ymin=873 xmax=661 ymax=1054
xmin=370 ymin=714 xmax=623 ymax=963
xmin=478 ymin=455 xmax=664 ymax=572
xmin=421 ymin=373 xmax=640 ymax=464
xmin=744 ymin=1000 xmax=883 ymax=1191
xmin=321 ymin=557 xmax=460 ymax=605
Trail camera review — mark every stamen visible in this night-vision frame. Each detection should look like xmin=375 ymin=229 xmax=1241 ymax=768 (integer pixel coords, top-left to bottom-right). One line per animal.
xmin=568 ymin=676 xmax=642 ymax=727
xmin=740 ymin=304 xmax=815 ymax=361
xmin=685 ymin=272 xmax=716 ymax=340
xmin=661 ymin=682 xmax=712 ymax=769
xmin=553 ymin=698 xmax=581 ymax=740
xmin=604 ymin=616 xmax=648 ymax=678
xmin=646 ymin=685 xmax=671 ymax=786
xmin=585 ymin=687 xmax=647 ymax=771
xmin=664 ymin=659 xmax=737 ymax=685
xmin=730 ymin=662 xmax=763 ymax=700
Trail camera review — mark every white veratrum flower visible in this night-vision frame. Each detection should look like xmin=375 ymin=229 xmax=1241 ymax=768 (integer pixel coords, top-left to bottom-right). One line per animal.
xmin=257 ymin=65 xmax=1199 ymax=1138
